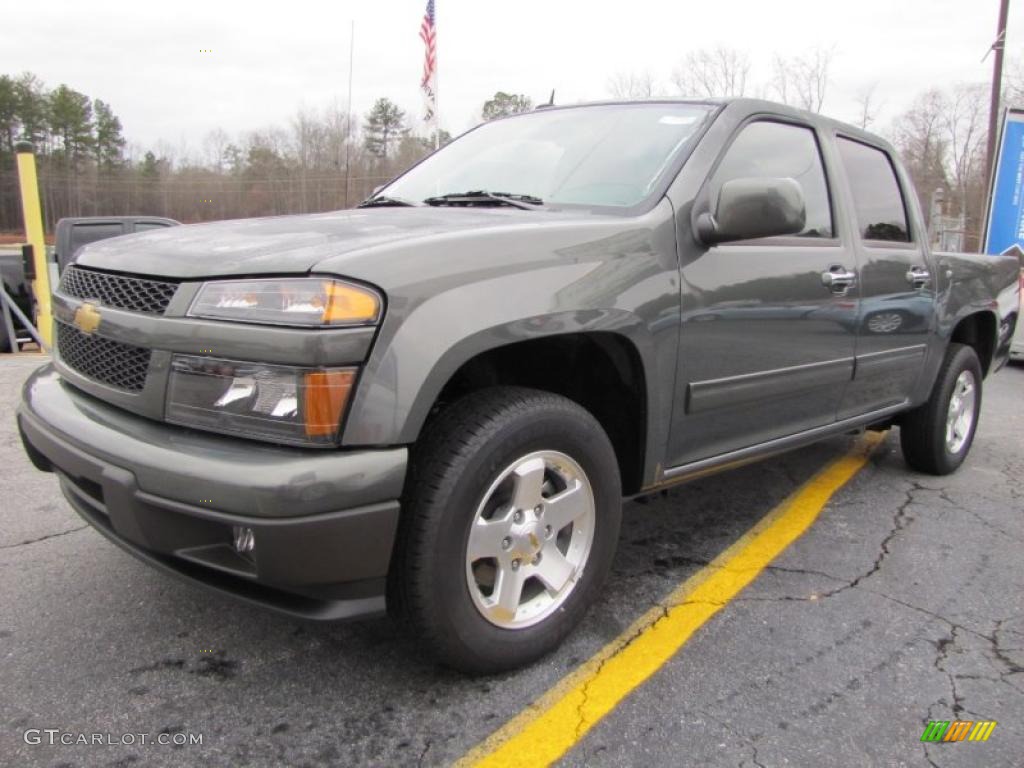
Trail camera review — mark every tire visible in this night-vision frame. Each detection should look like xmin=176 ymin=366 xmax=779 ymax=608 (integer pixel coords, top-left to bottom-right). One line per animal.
xmin=389 ymin=386 xmax=622 ymax=674
xmin=899 ymin=343 xmax=982 ymax=475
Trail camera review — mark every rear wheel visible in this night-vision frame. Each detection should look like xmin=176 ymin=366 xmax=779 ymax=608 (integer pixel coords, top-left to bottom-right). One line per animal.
xmin=900 ymin=343 xmax=982 ymax=475
xmin=389 ymin=387 xmax=622 ymax=674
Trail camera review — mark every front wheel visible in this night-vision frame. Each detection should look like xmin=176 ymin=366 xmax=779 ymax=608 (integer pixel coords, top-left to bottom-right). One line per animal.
xmin=389 ymin=387 xmax=622 ymax=674
xmin=900 ymin=343 xmax=982 ymax=475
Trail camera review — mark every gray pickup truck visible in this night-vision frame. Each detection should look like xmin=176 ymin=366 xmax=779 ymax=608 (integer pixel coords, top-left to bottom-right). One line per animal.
xmin=0 ymin=216 xmax=178 ymax=352
xmin=16 ymin=99 xmax=1020 ymax=673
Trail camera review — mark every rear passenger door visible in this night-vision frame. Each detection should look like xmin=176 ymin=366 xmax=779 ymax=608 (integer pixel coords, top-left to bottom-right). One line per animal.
xmin=668 ymin=119 xmax=859 ymax=467
xmin=833 ymin=137 xmax=935 ymax=418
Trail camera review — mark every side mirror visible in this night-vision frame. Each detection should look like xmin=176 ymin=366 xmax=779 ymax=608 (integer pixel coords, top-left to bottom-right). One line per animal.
xmin=696 ymin=177 xmax=806 ymax=245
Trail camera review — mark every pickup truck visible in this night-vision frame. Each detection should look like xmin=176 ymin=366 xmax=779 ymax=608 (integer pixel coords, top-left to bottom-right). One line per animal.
xmin=0 ymin=216 xmax=178 ymax=352
xmin=16 ymin=99 xmax=1021 ymax=674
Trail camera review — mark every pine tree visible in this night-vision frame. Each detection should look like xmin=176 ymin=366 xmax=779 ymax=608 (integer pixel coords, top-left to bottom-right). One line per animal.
xmin=48 ymin=84 xmax=93 ymax=167
xmin=363 ymin=98 xmax=406 ymax=160
xmin=93 ymin=99 xmax=125 ymax=169
xmin=0 ymin=75 xmax=17 ymax=158
xmin=14 ymin=73 xmax=49 ymax=150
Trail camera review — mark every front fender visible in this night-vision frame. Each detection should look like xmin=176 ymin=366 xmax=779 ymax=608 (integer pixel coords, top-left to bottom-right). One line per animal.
xmin=342 ymin=262 xmax=666 ymax=447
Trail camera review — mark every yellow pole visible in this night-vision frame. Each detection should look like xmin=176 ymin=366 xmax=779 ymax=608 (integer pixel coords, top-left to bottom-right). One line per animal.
xmin=15 ymin=141 xmax=52 ymax=349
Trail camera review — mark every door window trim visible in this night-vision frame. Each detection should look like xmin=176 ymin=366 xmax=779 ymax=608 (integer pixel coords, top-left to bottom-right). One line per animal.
xmin=692 ymin=113 xmax=840 ymax=248
xmin=834 ymin=132 xmax=918 ymax=249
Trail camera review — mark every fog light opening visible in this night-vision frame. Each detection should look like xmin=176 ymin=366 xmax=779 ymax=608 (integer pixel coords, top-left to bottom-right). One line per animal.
xmin=232 ymin=526 xmax=255 ymax=555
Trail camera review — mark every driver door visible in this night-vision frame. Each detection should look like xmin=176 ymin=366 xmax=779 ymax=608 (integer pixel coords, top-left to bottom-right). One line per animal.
xmin=667 ymin=119 xmax=859 ymax=467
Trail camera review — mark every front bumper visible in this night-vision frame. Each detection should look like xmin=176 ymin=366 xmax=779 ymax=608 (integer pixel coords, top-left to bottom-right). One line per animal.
xmin=17 ymin=364 xmax=407 ymax=620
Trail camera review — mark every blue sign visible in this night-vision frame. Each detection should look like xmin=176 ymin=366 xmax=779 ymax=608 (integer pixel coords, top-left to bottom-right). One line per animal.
xmin=984 ymin=109 xmax=1024 ymax=255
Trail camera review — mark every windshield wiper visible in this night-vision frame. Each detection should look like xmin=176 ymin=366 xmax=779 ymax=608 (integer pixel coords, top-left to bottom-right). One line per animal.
xmin=357 ymin=194 xmax=421 ymax=208
xmin=422 ymin=190 xmax=544 ymax=210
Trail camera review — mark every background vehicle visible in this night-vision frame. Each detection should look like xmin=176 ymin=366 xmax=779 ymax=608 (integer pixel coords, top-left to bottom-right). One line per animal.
xmin=53 ymin=216 xmax=179 ymax=274
xmin=16 ymin=99 xmax=1021 ymax=673
xmin=0 ymin=216 xmax=178 ymax=353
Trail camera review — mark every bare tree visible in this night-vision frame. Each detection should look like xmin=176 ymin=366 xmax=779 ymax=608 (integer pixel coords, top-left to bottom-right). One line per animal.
xmin=606 ymin=71 xmax=657 ymax=100
xmin=852 ymin=82 xmax=882 ymax=130
xmin=892 ymin=89 xmax=950 ymax=221
xmin=672 ymin=47 xmax=751 ymax=98
xmin=943 ymin=83 xmax=988 ymax=240
xmin=892 ymin=84 xmax=988 ymax=247
xmin=202 ymin=128 xmax=230 ymax=172
xmin=771 ymin=47 xmax=833 ymax=112
xmin=1003 ymin=56 xmax=1024 ymax=107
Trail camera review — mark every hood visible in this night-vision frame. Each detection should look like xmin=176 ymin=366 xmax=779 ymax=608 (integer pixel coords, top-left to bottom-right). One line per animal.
xmin=74 ymin=207 xmax=606 ymax=281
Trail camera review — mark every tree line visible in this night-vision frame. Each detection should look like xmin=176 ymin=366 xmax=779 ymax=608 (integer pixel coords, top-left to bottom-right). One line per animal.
xmin=0 ymin=74 xmax=470 ymax=232
xmin=1 ymin=55 xmax=1021 ymax=250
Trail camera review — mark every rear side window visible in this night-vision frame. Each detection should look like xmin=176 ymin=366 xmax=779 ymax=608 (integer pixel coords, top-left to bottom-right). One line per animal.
xmin=836 ymin=138 xmax=911 ymax=243
xmin=134 ymin=222 xmax=172 ymax=232
xmin=709 ymin=121 xmax=833 ymax=238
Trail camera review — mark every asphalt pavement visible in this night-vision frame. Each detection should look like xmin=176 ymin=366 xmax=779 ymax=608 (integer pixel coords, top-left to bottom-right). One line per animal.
xmin=2 ymin=356 xmax=1022 ymax=768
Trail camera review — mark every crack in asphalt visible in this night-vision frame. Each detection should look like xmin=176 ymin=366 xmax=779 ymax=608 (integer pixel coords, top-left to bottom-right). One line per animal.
xmin=563 ymin=476 xmax=929 ymax=748
xmin=416 ymin=738 xmax=432 ymax=768
xmin=0 ymin=524 xmax=88 ymax=549
xmin=614 ymin=472 xmax=1021 ymax=765
xmin=957 ymin=501 xmax=1024 ymax=543
xmin=688 ymin=707 xmax=765 ymax=768
xmin=932 ymin=628 xmax=966 ymax=718
xmin=813 ymin=485 xmax=918 ymax=599
xmin=647 ymin=484 xmax=922 ymax=606
xmin=572 ymin=604 xmax=671 ymax=742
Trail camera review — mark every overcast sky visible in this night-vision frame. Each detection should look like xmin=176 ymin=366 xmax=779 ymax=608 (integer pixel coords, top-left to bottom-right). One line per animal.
xmin=2 ymin=0 xmax=1017 ymax=161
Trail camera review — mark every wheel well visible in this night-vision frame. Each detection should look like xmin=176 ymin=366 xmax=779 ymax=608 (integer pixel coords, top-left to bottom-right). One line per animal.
xmin=427 ymin=333 xmax=647 ymax=495
xmin=950 ymin=312 xmax=996 ymax=376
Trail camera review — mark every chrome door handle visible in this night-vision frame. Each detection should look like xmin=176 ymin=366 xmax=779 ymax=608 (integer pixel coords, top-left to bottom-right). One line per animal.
xmin=906 ymin=266 xmax=930 ymax=289
xmin=821 ymin=265 xmax=857 ymax=295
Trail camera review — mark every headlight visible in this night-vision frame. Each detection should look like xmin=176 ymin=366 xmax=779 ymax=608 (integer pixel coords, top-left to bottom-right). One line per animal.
xmin=166 ymin=354 xmax=356 ymax=446
xmin=188 ymin=278 xmax=381 ymax=326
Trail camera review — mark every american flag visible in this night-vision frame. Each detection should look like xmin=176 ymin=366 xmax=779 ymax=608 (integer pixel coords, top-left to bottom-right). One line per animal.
xmin=419 ymin=0 xmax=437 ymax=125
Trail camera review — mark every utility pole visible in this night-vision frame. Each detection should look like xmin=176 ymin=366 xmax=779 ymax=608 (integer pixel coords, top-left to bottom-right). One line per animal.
xmin=984 ymin=0 xmax=1010 ymax=189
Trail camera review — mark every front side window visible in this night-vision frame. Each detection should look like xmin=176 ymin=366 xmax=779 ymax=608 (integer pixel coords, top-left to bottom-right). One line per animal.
xmin=381 ymin=104 xmax=712 ymax=209
xmin=708 ymin=121 xmax=833 ymax=238
xmin=836 ymin=138 xmax=911 ymax=243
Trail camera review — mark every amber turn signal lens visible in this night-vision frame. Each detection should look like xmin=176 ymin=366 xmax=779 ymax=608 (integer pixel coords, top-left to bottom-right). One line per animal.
xmin=303 ymin=369 xmax=357 ymax=436
xmin=323 ymin=281 xmax=380 ymax=324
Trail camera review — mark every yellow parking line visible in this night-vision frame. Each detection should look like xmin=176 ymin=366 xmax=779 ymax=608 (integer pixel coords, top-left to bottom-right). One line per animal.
xmin=457 ymin=431 xmax=886 ymax=768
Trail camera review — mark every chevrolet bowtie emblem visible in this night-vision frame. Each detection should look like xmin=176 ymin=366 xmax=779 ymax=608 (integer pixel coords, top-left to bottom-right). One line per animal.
xmin=73 ymin=302 xmax=101 ymax=334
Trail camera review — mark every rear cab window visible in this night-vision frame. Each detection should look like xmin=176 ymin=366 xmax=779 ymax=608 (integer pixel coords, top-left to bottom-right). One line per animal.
xmin=835 ymin=138 xmax=912 ymax=244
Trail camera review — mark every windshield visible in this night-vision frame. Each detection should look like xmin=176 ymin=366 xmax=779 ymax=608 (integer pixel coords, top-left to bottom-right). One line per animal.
xmin=381 ymin=103 xmax=713 ymax=209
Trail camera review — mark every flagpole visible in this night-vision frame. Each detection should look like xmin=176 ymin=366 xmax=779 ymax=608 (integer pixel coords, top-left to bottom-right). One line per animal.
xmin=433 ymin=2 xmax=440 ymax=149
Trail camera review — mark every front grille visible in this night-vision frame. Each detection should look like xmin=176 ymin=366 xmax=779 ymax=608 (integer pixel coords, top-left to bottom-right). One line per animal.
xmin=56 ymin=322 xmax=151 ymax=392
xmin=60 ymin=266 xmax=178 ymax=314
